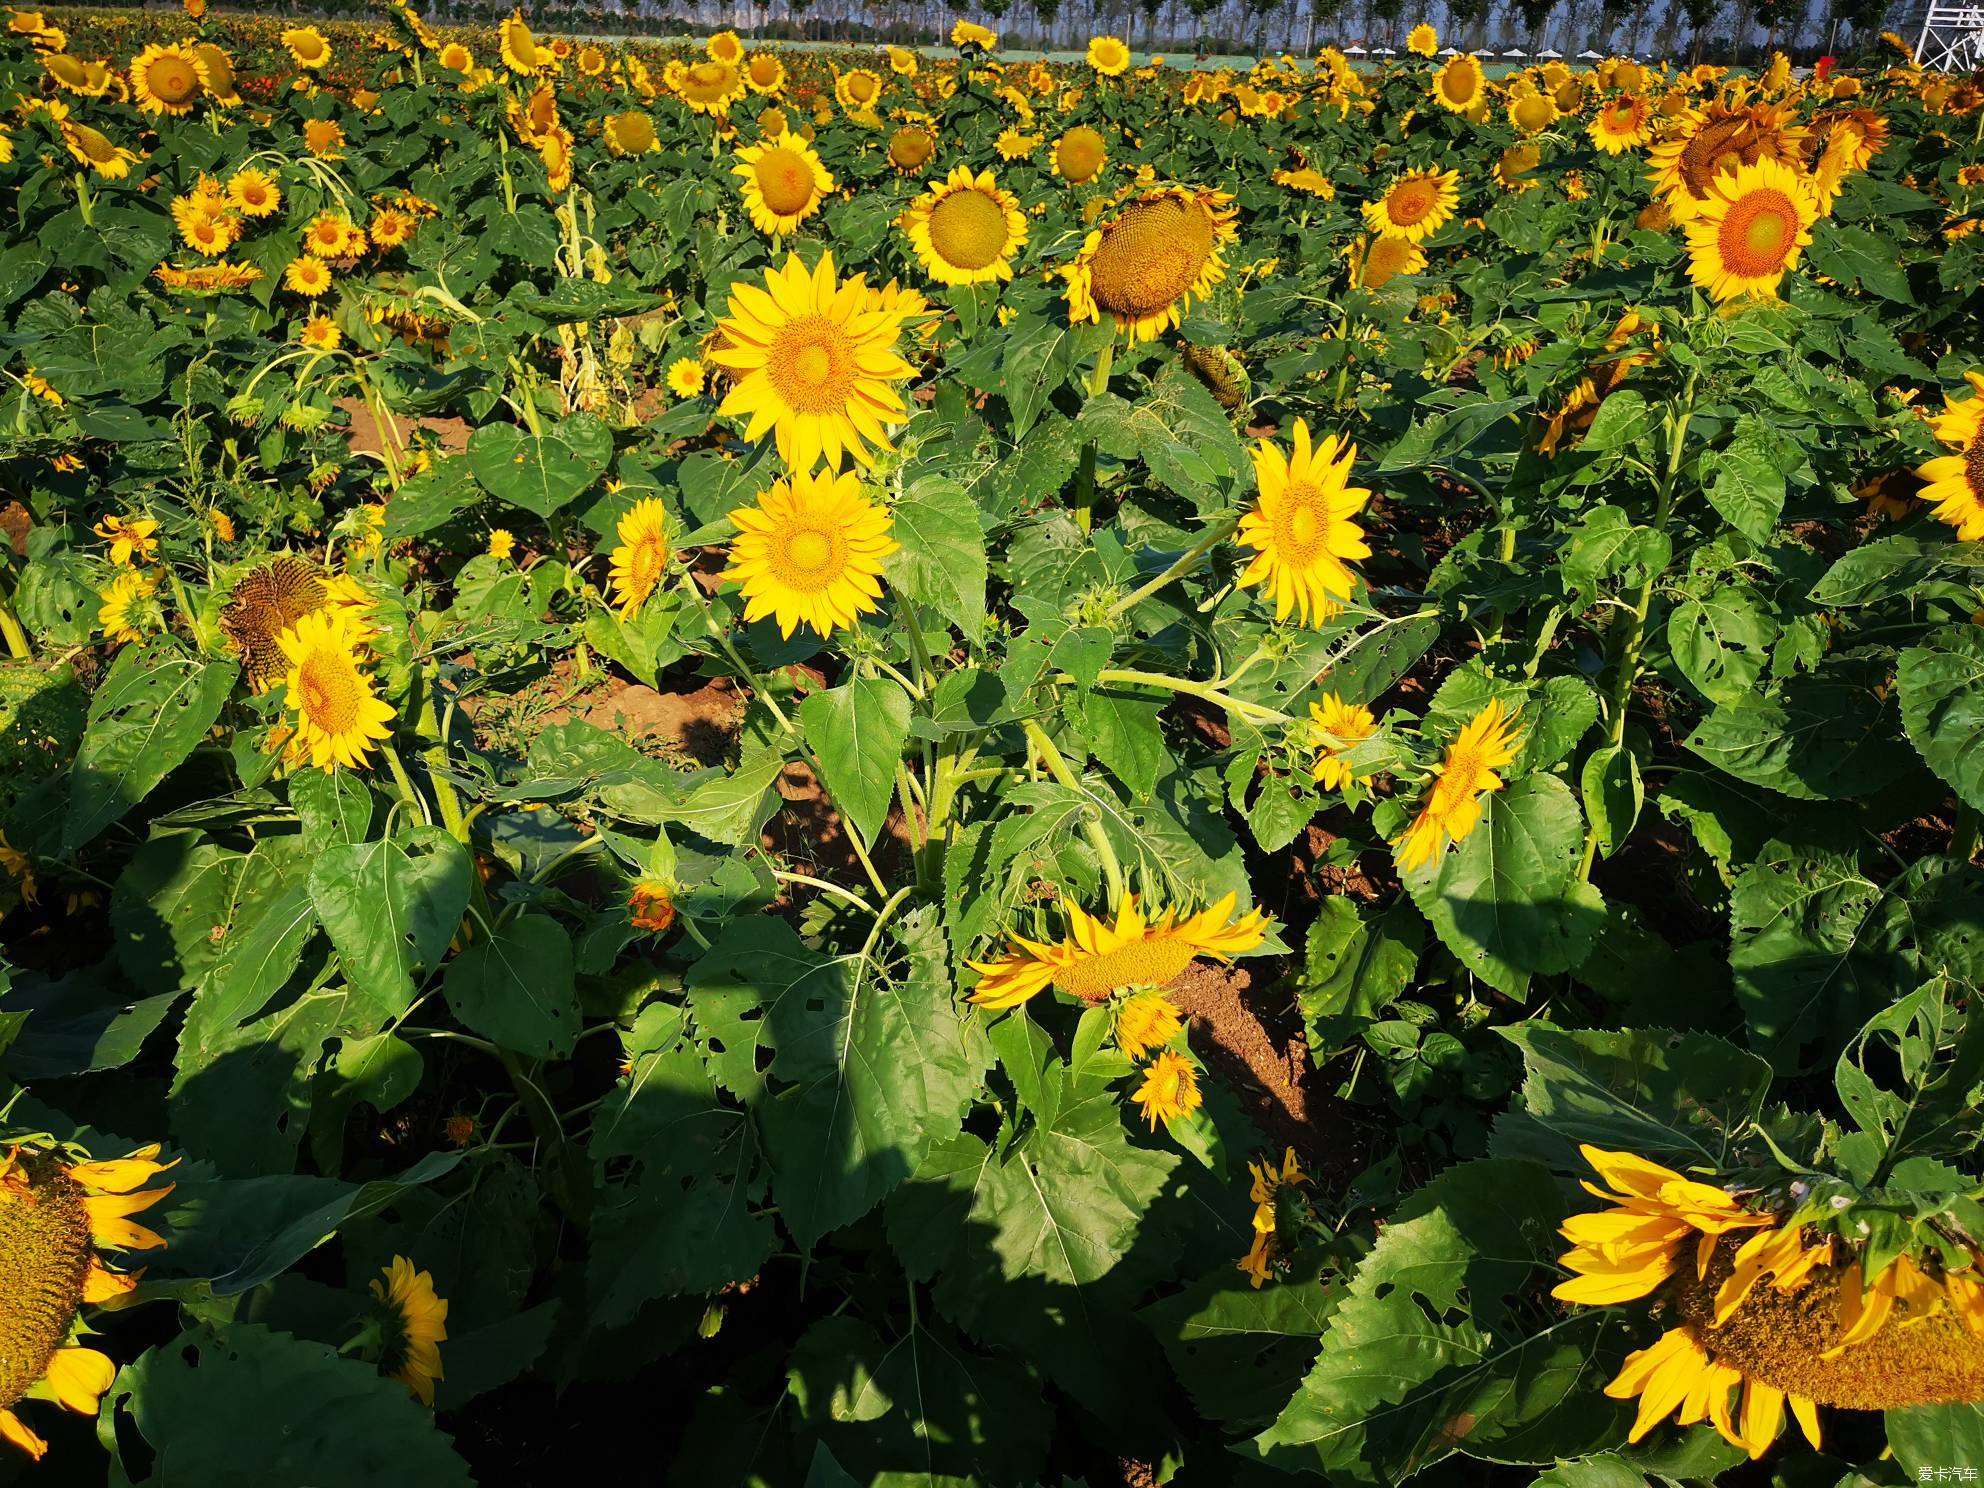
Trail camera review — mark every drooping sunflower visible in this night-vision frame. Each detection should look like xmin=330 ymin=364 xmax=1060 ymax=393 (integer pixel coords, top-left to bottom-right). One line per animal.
xmin=1495 ymin=142 xmax=1544 ymax=193
xmin=1431 ymin=53 xmax=1485 ymax=113
xmin=96 ymin=570 xmax=158 ymax=646
xmin=1407 ymin=23 xmax=1439 ymax=57
xmin=718 ymin=467 xmax=899 ymax=639
xmin=710 ymin=251 xmax=916 ymax=473
xmin=1647 ymin=100 xmax=1807 ymax=220
xmin=0 ymin=1137 xmax=174 ymax=1462
xmin=967 ymin=893 xmax=1269 ymax=1010
xmin=952 ymin=18 xmax=998 ymax=51
xmin=275 ymin=608 xmax=396 ymax=772
xmin=1131 ymin=1050 xmax=1203 ymax=1129
xmin=672 ymin=58 xmax=746 ymax=116
xmin=130 ymin=42 xmax=207 ymax=115
xmin=603 ymin=109 xmax=656 ymax=156
xmin=1817 ymin=107 xmax=1889 ymax=173
xmin=605 ymin=497 xmax=674 ymax=619
xmin=1053 ymin=124 xmax=1108 ymax=183
xmin=1589 ymin=93 xmax=1653 ymax=152
xmin=1234 ymin=418 xmax=1372 ymax=625
xmin=1062 ymin=184 xmax=1238 ymax=343
xmin=366 ymin=1257 xmax=447 ymax=1407
xmin=498 ymin=10 xmax=545 ymax=74
xmin=225 ymin=168 xmax=280 ymax=218
xmin=1345 ymin=232 xmax=1427 ymax=290
xmin=92 ymin=514 xmax=158 ymax=566
xmin=61 ymin=121 xmax=139 ymax=180
xmin=43 ymin=52 xmax=112 ymax=98
xmin=1307 ymin=692 xmax=1379 ymax=790
xmin=887 ymin=45 xmax=919 ymax=77
xmin=730 ymin=137 xmax=836 ymax=237
xmin=900 ymin=165 xmax=1027 ymax=287
xmin=1088 ymin=35 xmax=1132 ymax=76
xmin=1508 ymin=87 xmax=1559 ymax=134
xmin=1683 ymin=156 xmax=1818 ymax=302
xmin=280 ymin=25 xmax=330 ymax=69
xmin=1361 ymin=167 xmax=1461 ymax=243
xmin=1237 ymin=1147 xmax=1311 ymax=1287
xmin=1394 ymin=698 xmax=1524 ymax=872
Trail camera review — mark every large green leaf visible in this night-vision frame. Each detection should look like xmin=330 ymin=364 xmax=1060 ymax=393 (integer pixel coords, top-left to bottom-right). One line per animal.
xmin=1899 ymin=625 xmax=1984 ymax=813
xmin=442 ymin=911 xmax=579 ymax=1059
xmin=1141 ymin=1254 xmax=1338 ymax=1426
xmin=797 ymin=678 xmax=911 ymax=847
xmin=65 ymin=642 xmax=238 ymax=850
xmin=883 ymin=474 xmax=989 ymax=638
xmin=1684 ymin=656 xmax=1908 ymax=802
xmin=466 ymin=413 xmax=612 ymax=518
xmin=307 ymin=827 xmax=473 ymax=1023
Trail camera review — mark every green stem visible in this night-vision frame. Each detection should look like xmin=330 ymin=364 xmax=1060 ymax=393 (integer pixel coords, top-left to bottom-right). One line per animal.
xmin=1952 ymin=804 xmax=1980 ymax=865
xmin=1073 ymin=341 xmax=1116 ymax=534
xmin=380 ymin=744 xmax=432 ymax=827
xmin=1576 ymin=364 xmax=1700 ymax=882
xmin=0 ymin=577 xmax=31 ymax=660
xmin=1024 ymin=718 xmax=1126 ymax=911
xmin=1061 ymin=667 xmax=1294 ymax=727
xmin=413 ymin=666 xmax=468 ymax=841
xmin=771 ymin=869 xmax=875 ymax=915
xmin=680 ymin=575 xmax=793 ymax=732
xmin=1104 ymin=515 xmax=1242 ymax=620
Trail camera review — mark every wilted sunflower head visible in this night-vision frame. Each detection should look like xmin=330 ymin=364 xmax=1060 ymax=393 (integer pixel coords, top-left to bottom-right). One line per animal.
xmin=219 ymin=556 xmax=330 ymax=690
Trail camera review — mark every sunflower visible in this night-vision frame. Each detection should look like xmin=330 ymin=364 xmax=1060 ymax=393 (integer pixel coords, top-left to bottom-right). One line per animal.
xmin=1407 ymin=23 xmax=1439 ymax=57
xmin=1431 ymin=53 xmax=1485 ymax=113
xmin=153 ymin=261 xmax=261 ymax=295
xmin=43 ymin=53 xmax=111 ymax=98
xmin=369 ymin=208 xmax=415 ymax=249
xmin=706 ymin=29 xmax=744 ymax=66
xmin=1394 ymin=698 xmax=1524 ymax=872
xmin=996 ymin=127 xmax=1040 ymax=160
xmin=1647 ymin=101 xmax=1806 ymax=220
xmin=952 ymin=19 xmax=998 ymax=51
xmin=673 ymin=58 xmax=746 ymax=115
xmin=280 ymin=25 xmax=330 ymax=69
xmin=1272 ymin=166 xmax=1334 ymax=198
xmin=437 ymin=41 xmax=472 ymax=73
xmin=276 ymin=608 xmax=396 ymax=772
xmin=283 ymin=256 xmax=332 ymax=296
xmin=61 ymin=121 xmax=139 ymax=179
xmin=718 ymin=467 xmax=898 ymax=639
xmin=900 ymin=165 xmax=1027 ymax=287
xmin=302 ymin=117 xmax=345 ymax=158
xmin=0 ymin=1137 xmax=174 ymax=1462
xmin=731 ymin=137 xmax=836 ymax=236
xmin=1683 ymin=157 xmax=1817 ymax=302
xmin=1495 ymin=142 xmax=1543 ymax=193
xmin=575 ymin=43 xmax=606 ymax=78
xmin=604 ymin=109 xmax=656 ymax=156
xmin=1929 ymin=371 xmax=1984 ymax=449
xmin=1062 ymin=184 xmax=1237 ymax=343
xmin=1237 ymin=1147 xmax=1311 ymax=1287
xmin=1308 ymin=693 xmax=1378 ymax=789
xmin=666 ymin=358 xmax=706 ymax=399
xmin=92 ymin=514 xmax=158 ymax=566
xmin=967 ymin=893 xmax=1268 ymax=1010
xmin=1131 ymin=1051 xmax=1203 ymax=1129
xmin=886 ymin=125 xmax=935 ymax=173
xmin=369 ymin=1257 xmax=447 ymax=1407
xmin=710 ymin=251 xmax=915 ymax=473
xmin=1234 ymin=418 xmax=1372 ymax=625
xmin=1589 ymin=93 xmax=1653 ymax=152
xmin=1818 ymin=107 xmax=1888 ymax=172
xmin=218 ymin=557 xmax=331 ymax=689
xmin=1053 ymin=124 xmax=1108 ymax=183
xmin=299 ymin=316 xmax=340 ymax=352
xmin=1509 ymin=88 xmax=1559 ymax=134
xmin=888 ymin=45 xmax=919 ymax=77
xmin=1114 ymin=991 xmax=1184 ymax=1061
xmin=835 ymin=67 xmax=883 ymax=115
xmin=605 ymin=497 xmax=674 ymax=619
xmin=96 ymin=571 xmax=158 ymax=646
xmin=1916 ymin=439 xmax=1984 ymax=540
xmin=1362 ymin=167 xmax=1461 ymax=243
xmin=744 ymin=51 xmax=786 ymax=95
xmin=179 ymin=211 xmax=239 ymax=258
xmin=225 ymin=167 xmax=280 ymax=217
xmin=498 ymin=11 xmax=545 ymax=74
xmin=1088 ymin=35 xmax=1132 ymax=76
xmin=1346 ymin=232 xmax=1427 ymax=289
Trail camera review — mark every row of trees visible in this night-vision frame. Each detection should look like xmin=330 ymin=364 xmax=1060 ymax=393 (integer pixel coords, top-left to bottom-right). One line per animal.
xmin=107 ymin=0 xmax=1906 ymax=61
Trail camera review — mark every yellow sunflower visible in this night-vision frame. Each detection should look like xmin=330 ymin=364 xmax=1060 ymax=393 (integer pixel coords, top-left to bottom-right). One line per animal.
xmin=302 ymin=210 xmax=362 ymax=261
xmin=1407 ymin=23 xmax=1439 ymax=57
xmin=130 ymin=42 xmax=208 ymax=115
xmin=667 ymin=358 xmax=705 ymax=399
xmin=302 ymin=117 xmax=345 ymax=158
xmin=1431 ymin=53 xmax=1485 ymax=113
xmin=673 ymin=58 xmax=747 ymax=115
xmin=706 ymin=29 xmax=744 ymax=66
xmin=498 ymin=10 xmax=545 ymax=74
xmin=283 ymin=255 xmax=332 ymax=296
xmin=731 ymin=137 xmax=836 ymax=237
xmin=1062 ymin=184 xmax=1238 ymax=343
xmin=219 ymin=556 xmax=339 ymax=690
xmin=1114 ymin=991 xmax=1184 ymax=1061
xmin=1272 ymin=166 xmax=1335 ymax=199
xmin=280 ymin=25 xmax=330 ymax=69
xmin=718 ymin=467 xmax=899 ymax=639
xmin=92 ymin=514 xmax=157 ymax=566
xmin=1589 ymin=93 xmax=1653 ymax=152
xmin=96 ymin=571 xmax=158 ymax=646
xmin=1647 ymin=101 xmax=1806 ymax=221
xmin=966 ymin=893 xmax=1269 ymax=1010
xmin=1308 ymin=693 xmax=1378 ymax=789
xmin=1916 ymin=439 xmax=1984 ymax=540
xmin=1088 ymin=35 xmax=1132 ymax=77
xmin=1234 ymin=418 xmax=1372 ymax=625
xmin=604 ymin=109 xmax=657 ymax=156
xmin=0 ymin=1137 xmax=174 ymax=1462
xmin=886 ymin=125 xmax=935 ymax=173
xmin=43 ymin=53 xmax=112 ymax=98
xmin=887 ymin=45 xmax=919 ymax=77
xmin=300 ymin=316 xmax=340 ymax=352
xmin=1361 ymin=167 xmax=1461 ymax=243
xmin=834 ymin=67 xmax=884 ymax=115
xmin=606 ymin=497 xmax=674 ymax=619
xmin=1346 ymin=232 xmax=1428 ymax=290
xmin=1394 ymin=698 xmax=1524 ymax=872
xmin=61 ymin=121 xmax=139 ymax=179
xmin=1509 ymin=88 xmax=1559 ymax=134
xmin=1053 ymin=124 xmax=1109 ymax=183
xmin=1682 ymin=156 xmax=1818 ymax=302
xmin=900 ymin=165 xmax=1027 ymax=287
xmin=710 ymin=251 xmax=915 ymax=473
xmin=276 ymin=608 xmax=396 ymax=772
xmin=744 ymin=51 xmax=786 ymax=96
xmin=369 ymin=1257 xmax=447 ymax=1407
xmin=1929 ymin=371 xmax=1984 ymax=449
xmin=952 ymin=19 xmax=998 ymax=51
xmin=437 ymin=41 xmax=473 ymax=73
xmin=1131 ymin=1050 xmax=1202 ymax=1129
xmin=629 ymin=880 xmax=676 ymax=933
xmin=996 ymin=127 xmax=1040 ymax=160
xmin=225 ymin=167 xmax=280 ymax=217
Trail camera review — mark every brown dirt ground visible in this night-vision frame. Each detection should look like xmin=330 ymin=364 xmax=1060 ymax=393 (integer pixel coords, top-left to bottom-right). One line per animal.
xmin=336 ymin=396 xmax=472 ymax=462
xmin=0 ymin=501 xmax=27 ymax=557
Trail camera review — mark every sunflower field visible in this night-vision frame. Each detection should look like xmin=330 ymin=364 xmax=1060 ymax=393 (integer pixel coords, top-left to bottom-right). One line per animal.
xmin=3 ymin=1 xmax=1984 ymax=1482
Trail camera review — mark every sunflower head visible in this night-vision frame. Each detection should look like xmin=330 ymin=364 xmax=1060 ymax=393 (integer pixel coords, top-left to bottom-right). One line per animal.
xmin=606 ymin=497 xmax=675 ymax=619
xmin=1053 ymin=124 xmax=1108 ymax=184
xmin=1088 ymin=35 xmax=1131 ymax=76
xmin=719 ymin=467 xmax=899 ymax=639
xmin=130 ymin=42 xmax=207 ymax=116
xmin=886 ymin=125 xmax=935 ymax=172
xmin=629 ymin=879 xmax=677 ymax=933
xmin=1682 ymin=155 xmax=1818 ymax=302
xmin=1347 ymin=232 xmax=1427 ymax=290
xmin=605 ymin=109 xmax=657 ymax=156
xmin=1432 ymin=53 xmax=1485 ymax=113
xmin=220 ymin=556 xmax=331 ymax=689
xmin=277 ymin=607 xmax=396 ymax=772
xmin=732 ymin=138 xmax=835 ymax=236
xmin=967 ymin=893 xmax=1269 ymax=1009
xmin=369 ymin=1257 xmax=447 ymax=1407
xmin=1361 ymin=167 xmax=1461 ymax=243
xmin=1235 ymin=417 xmax=1373 ymax=625
xmin=1063 ymin=184 xmax=1238 ymax=343
xmin=901 ymin=165 xmax=1027 ymax=287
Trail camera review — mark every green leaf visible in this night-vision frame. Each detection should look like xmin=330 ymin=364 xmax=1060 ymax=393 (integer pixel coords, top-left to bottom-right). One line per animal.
xmin=442 ymin=911 xmax=579 ymax=1058
xmin=1667 ymin=585 xmax=1777 ymax=706
xmin=1899 ymin=625 xmax=1984 ymax=813
xmin=1404 ymin=775 xmax=1604 ymax=998
xmin=1073 ymin=685 xmax=1167 ymax=799
xmin=662 ymin=750 xmax=785 ymax=848
xmin=1887 ymin=1404 xmax=1984 ymax=1480
xmin=65 ymin=642 xmax=238 ymax=850
xmin=884 ymin=474 xmax=988 ymax=638
xmin=106 ymin=1324 xmax=473 ymax=1486
xmin=466 ymin=413 xmax=612 ymax=518
xmin=308 ymin=827 xmax=473 ymax=1023
xmin=797 ymin=678 xmax=911 ymax=847
xmin=1701 ymin=415 xmax=1787 ymax=543
xmin=382 ymin=454 xmax=480 ymax=541
xmin=1141 ymin=1254 xmax=1337 ymax=1426
xmin=289 ymin=770 xmax=375 ymax=851
xmin=1298 ymin=897 xmax=1421 ymax=1052
xmin=1684 ymin=656 xmax=1908 ymax=802
xmin=1579 ymin=743 xmax=1642 ymax=859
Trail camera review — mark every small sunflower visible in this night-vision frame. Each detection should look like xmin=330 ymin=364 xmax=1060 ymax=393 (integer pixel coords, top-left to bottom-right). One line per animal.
xmin=996 ymin=127 xmax=1040 ymax=160
xmin=706 ymin=29 xmax=744 ymax=66
xmin=61 ymin=122 xmax=139 ymax=180
xmin=1346 ymin=232 xmax=1427 ymax=290
xmin=1407 ymin=23 xmax=1439 ymax=57
xmin=283 ymin=256 xmax=333 ymax=297
xmin=1431 ymin=53 xmax=1485 ymax=113
xmin=1362 ymin=167 xmax=1461 ymax=243
xmin=1394 ymin=698 xmax=1524 ymax=873
xmin=1053 ymin=124 xmax=1108 ymax=183
xmin=900 ymin=165 xmax=1027 ymax=287
xmin=1131 ymin=1051 xmax=1203 ymax=1129
xmin=606 ymin=497 xmax=674 ymax=619
xmin=0 ymin=1137 xmax=175 ymax=1462
xmin=96 ymin=571 xmax=159 ymax=646
xmin=967 ymin=893 xmax=1268 ymax=1010
xmin=886 ymin=125 xmax=935 ymax=173
xmin=42 ymin=53 xmax=112 ymax=98
xmin=1272 ymin=166 xmax=1335 ymax=199
xmin=731 ymin=137 xmax=836 ymax=237
xmin=1308 ymin=693 xmax=1379 ymax=790
xmin=487 ymin=529 xmax=516 ymax=561
xmin=672 ymin=57 xmax=747 ymax=115
xmin=368 ymin=1257 xmax=447 ymax=1407
xmin=92 ymin=514 xmax=158 ymax=566
xmin=604 ymin=109 xmax=657 ymax=156
xmin=719 ymin=467 xmax=898 ymax=639
xmin=225 ymin=167 xmax=280 ymax=218
xmin=1509 ymin=88 xmax=1559 ymax=134
xmin=1088 ymin=35 xmax=1132 ymax=76
xmin=280 ymin=25 xmax=330 ymax=69
xmin=1916 ymin=439 xmax=1984 ymax=540
xmin=1234 ymin=418 xmax=1372 ymax=625
xmin=710 ymin=251 xmax=916 ymax=473
xmin=300 ymin=316 xmax=340 ymax=352
xmin=666 ymin=358 xmax=706 ymax=399
xmin=834 ymin=67 xmax=884 ymax=115
xmin=437 ymin=41 xmax=473 ymax=73
xmin=276 ymin=608 xmax=396 ymax=772
xmin=302 ymin=210 xmax=362 ymax=261
xmin=1061 ymin=184 xmax=1238 ymax=343
xmin=1682 ymin=156 xmax=1817 ymax=302
xmin=629 ymin=880 xmax=676 ymax=933
xmin=1113 ymin=991 xmax=1184 ymax=1061
xmin=1589 ymin=93 xmax=1653 ymax=152
xmin=744 ymin=51 xmax=786 ymax=95
xmin=302 ymin=117 xmax=345 ymax=158
xmin=887 ymin=46 xmax=919 ymax=77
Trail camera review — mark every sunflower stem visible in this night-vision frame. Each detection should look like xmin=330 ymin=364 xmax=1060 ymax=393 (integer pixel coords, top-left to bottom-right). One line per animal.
xmin=0 ymin=577 xmax=32 ymax=660
xmin=679 ymin=573 xmax=794 ymax=732
xmin=1058 ymin=667 xmax=1294 ymax=727
xmin=1104 ymin=515 xmax=1241 ymax=621
xmin=1024 ymin=718 xmax=1126 ymax=911
xmin=412 ymin=665 xmax=469 ymax=842
xmin=1072 ymin=342 xmax=1116 ymax=534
